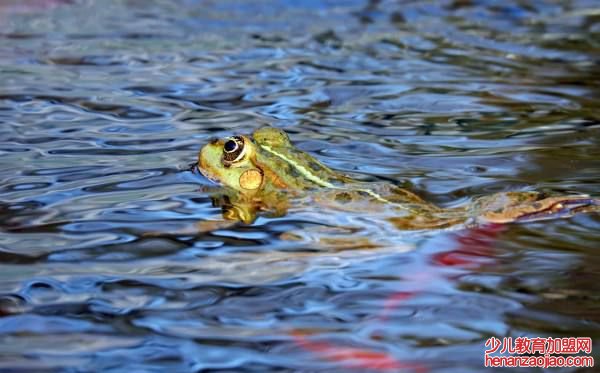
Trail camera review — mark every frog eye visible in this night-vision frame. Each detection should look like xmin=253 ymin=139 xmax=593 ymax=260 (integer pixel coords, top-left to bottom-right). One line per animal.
xmin=222 ymin=136 xmax=246 ymax=165
xmin=224 ymin=139 xmax=238 ymax=153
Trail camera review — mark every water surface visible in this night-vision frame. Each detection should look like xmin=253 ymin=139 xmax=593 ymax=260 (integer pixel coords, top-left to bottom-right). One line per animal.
xmin=1 ymin=0 xmax=599 ymax=372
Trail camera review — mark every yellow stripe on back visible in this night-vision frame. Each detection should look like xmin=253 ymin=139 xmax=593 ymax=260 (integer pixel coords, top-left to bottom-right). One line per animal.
xmin=259 ymin=144 xmax=415 ymax=211
xmin=259 ymin=144 xmax=336 ymax=188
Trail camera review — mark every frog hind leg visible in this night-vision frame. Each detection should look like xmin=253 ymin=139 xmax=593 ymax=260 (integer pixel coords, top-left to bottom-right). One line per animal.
xmin=512 ymin=197 xmax=599 ymax=222
xmin=474 ymin=192 xmax=600 ymax=224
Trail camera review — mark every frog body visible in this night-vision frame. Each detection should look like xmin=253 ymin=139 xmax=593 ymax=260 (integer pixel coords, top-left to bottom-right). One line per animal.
xmin=198 ymin=127 xmax=598 ymax=228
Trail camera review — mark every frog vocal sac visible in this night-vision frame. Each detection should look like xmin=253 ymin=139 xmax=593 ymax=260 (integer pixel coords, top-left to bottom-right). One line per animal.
xmin=197 ymin=126 xmax=599 ymax=228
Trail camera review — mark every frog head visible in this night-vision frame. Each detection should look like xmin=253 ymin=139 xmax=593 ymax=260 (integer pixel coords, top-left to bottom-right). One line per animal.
xmin=198 ymin=126 xmax=347 ymax=196
xmin=198 ymin=134 xmax=266 ymax=195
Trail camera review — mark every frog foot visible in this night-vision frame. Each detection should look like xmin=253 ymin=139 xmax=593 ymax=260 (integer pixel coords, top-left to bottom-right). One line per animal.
xmin=479 ymin=194 xmax=599 ymax=224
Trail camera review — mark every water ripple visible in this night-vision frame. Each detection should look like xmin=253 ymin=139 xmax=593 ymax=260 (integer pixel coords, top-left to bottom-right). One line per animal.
xmin=0 ymin=0 xmax=599 ymax=372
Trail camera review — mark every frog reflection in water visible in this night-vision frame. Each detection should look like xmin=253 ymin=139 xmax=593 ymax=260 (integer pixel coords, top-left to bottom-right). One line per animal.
xmin=198 ymin=127 xmax=598 ymax=229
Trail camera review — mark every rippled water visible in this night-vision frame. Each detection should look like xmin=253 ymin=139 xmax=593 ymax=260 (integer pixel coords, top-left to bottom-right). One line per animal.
xmin=1 ymin=0 xmax=599 ymax=372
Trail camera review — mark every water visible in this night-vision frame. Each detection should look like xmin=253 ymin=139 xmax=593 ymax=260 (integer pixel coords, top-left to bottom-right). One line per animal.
xmin=1 ymin=0 xmax=599 ymax=372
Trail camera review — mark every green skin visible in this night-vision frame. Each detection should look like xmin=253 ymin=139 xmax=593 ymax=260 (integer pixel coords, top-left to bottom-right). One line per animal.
xmin=198 ymin=127 xmax=599 ymax=227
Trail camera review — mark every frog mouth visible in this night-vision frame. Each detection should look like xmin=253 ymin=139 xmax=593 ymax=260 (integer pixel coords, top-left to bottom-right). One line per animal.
xmin=194 ymin=160 xmax=221 ymax=185
xmin=188 ymin=162 xmax=217 ymax=183
xmin=198 ymin=167 xmax=220 ymax=185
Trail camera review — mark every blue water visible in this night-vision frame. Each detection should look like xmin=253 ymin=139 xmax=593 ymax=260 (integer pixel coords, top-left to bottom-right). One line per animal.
xmin=1 ymin=1 xmax=599 ymax=372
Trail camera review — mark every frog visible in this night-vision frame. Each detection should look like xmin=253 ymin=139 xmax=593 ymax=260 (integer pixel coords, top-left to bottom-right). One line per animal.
xmin=197 ymin=126 xmax=599 ymax=229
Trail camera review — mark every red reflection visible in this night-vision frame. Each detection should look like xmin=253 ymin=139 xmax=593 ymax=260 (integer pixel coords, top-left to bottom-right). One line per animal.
xmin=432 ymin=223 xmax=505 ymax=268
xmin=290 ymin=223 xmax=506 ymax=371
xmin=292 ymin=331 xmax=427 ymax=372
xmin=379 ymin=291 xmax=416 ymax=321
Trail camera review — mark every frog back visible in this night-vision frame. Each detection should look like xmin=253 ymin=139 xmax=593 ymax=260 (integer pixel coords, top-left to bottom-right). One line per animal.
xmin=252 ymin=127 xmax=353 ymax=189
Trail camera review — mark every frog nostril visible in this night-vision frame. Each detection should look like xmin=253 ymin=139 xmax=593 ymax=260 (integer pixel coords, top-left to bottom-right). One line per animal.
xmin=209 ymin=137 xmax=219 ymax=145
